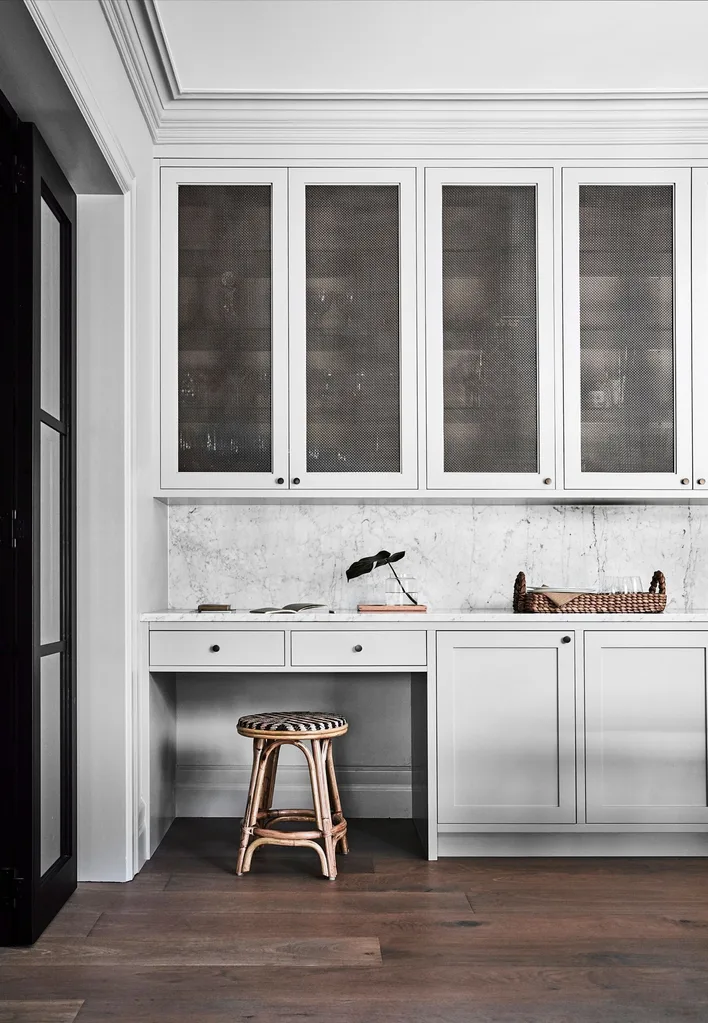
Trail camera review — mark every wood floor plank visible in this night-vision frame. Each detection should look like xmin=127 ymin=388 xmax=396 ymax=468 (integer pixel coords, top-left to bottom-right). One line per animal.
xmin=87 ymin=909 xmax=476 ymax=939
xmin=41 ymin=908 xmax=103 ymax=939
xmin=0 ymin=936 xmax=381 ymax=968
xmin=0 ymin=1003 xmax=84 ymax=1023
xmin=75 ymin=890 xmax=470 ymax=914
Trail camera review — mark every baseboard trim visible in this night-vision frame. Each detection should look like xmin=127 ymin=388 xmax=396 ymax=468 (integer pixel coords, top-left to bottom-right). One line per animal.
xmin=176 ymin=764 xmax=412 ymax=818
xmin=438 ymin=831 xmax=708 ymax=856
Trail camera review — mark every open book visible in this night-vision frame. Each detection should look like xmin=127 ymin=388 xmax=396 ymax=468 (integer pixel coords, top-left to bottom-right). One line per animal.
xmin=250 ymin=602 xmax=330 ymax=615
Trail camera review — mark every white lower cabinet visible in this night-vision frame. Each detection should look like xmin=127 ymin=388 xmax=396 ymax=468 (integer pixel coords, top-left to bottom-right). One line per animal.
xmin=436 ymin=631 xmax=576 ymax=825
xmin=585 ymin=632 xmax=708 ymax=825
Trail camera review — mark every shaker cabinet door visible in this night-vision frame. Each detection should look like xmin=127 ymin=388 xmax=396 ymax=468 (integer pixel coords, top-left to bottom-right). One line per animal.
xmin=426 ymin=169 xmax=556 ymax=490
xmin=160 ymin=167 xmax=289 ymax=489
xmin=437 ymin=632 xmax=576 ymax=825
xmin=563 ymin=168 xmax=693 ymax=490
xmin=585 ymin=632 xmax=708 ymax=824
xmin=288 ymin=168 xmax=418 ymax=490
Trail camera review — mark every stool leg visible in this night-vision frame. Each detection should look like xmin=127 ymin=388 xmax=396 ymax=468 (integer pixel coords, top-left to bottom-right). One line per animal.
xmin=326 ymin=739 xmax=349 ymax=855
xmin=236 ymin=737 xmax=267 ymax=876
xmin=261 ymin=742 xmax=281 ymax=814
xmin=312 ymin=738 xmax=337 ymax=880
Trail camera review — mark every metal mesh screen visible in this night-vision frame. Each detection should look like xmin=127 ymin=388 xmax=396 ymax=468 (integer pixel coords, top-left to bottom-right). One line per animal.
xmin=579 ymin=185 xmax=675 ymax=474
xmin=442 ymin=185 xmax=539 ymax=473
xmin=305 ymin=185 xmax=401 ymax=473
xmin=178 ymin=184 xmax=272 ymax=473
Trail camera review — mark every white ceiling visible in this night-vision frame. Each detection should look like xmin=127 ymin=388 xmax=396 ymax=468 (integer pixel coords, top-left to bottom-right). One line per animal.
xmin=153 ymin=0 xmax=708 ymax=94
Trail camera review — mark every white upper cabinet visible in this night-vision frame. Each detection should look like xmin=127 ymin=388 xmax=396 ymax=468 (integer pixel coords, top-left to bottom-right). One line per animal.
xmin=158 ymin=161 xmax=706 ymax=497
xmin=288 ymin=168 xmax=418 ymax=490
xmin=160 ymin=167 xmax=289 ymax=490
xmin=562 ymin=168 xmax=693 ymax=491
xmin=426 ymin=169 xmax=555 ymax=490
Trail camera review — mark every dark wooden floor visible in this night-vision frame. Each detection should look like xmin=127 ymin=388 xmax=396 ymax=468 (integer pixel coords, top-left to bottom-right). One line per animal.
xmin=2 ymin=819 xmax=708 ymax=1022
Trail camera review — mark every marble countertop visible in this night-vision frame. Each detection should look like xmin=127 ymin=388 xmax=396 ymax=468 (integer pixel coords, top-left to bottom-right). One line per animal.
xmin=142 ymin=608 xmax=708 ymax=623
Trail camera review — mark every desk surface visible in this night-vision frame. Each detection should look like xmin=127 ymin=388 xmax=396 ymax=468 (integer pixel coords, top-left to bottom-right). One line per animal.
xmin=142 ymin=608 xmax=708 ymax=623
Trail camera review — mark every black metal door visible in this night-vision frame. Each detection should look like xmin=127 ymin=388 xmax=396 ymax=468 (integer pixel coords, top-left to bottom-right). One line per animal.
xmin=0 ymin=108 xmax=76 ymax=945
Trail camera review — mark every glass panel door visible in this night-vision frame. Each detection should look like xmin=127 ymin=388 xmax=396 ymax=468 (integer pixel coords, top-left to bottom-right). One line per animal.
xmin=0 ymin=121 xmax=76 ymax=946
xmin=426 ymin=169 xmax=555 ymax=490
xmin=289 ymin=169 xmax=417 ymax=490
xmin=161 ymin=168 xmax=288 ymax=490
xmin=563 ymin=169 xmax=692 ymax=490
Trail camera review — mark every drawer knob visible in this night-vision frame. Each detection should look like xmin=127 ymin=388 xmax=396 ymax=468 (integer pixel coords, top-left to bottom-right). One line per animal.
xmin=699 ymin=479 xmax=706 ymax=486
xmin=210 ymin=644 xmax=221 ymax=653
xmin=353 ymin=644 xmax=363 ymax=652
xmin=561 ymin=636 xmax=571 ymax=644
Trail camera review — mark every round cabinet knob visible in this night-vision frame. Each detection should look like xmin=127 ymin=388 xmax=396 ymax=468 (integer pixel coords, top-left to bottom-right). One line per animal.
xmin=681 ymin=478 xmax=690 ymax=485
xmin=276 ymin=477 xmax=284 ymax=485
xmin=210 ymin=644 xmax=220 ymax=653
xmin=543 ymin=478 xmax=552 ymax=485
xmin=292 ymin=477 xmax=301 ymax=485
xmin=353 ymin=644 xmax=363 ymax=652
xmin=561 ymin=636 xmax=572 ymax=644
xmin=699 ymin=479 xmax=706 ymax=486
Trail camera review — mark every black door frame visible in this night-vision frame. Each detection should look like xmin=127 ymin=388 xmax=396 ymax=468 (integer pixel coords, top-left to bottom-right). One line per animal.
xmin=0 ymin=106 xmax=77 ymax=945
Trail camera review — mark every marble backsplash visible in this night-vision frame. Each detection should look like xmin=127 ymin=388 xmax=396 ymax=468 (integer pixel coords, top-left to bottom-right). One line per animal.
xmin=168 ymin=503 xmax=708 ymax=611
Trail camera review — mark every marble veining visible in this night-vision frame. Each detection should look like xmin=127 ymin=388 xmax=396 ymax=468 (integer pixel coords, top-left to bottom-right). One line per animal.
xmin=168 ymin=503 xmax=708 ymax=612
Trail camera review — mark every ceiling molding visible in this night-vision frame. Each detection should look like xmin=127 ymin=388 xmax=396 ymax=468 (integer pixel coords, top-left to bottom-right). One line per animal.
xmin=100 ymin=0 xmax=708 ymax=148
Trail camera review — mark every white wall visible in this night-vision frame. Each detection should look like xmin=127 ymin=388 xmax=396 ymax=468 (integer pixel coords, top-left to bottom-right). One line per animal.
xmin=37 ymin=0 xmax=167 ymax=879
xmin=155 ymin=0 xmax=708 ymax=93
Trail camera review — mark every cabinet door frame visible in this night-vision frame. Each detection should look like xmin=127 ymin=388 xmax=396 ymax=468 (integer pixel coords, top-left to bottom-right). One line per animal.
xmin=425 ymin=168 xmax=556 ymax=490
xmin=288 ymin=167 xmax=418 ymax=490
xmin=562 ymin=167 xmax=693 ymax=491
xmin=585 ymin=631 xmax=708 ymax=825
xmin=692 ymin=169 xmax=708 ymax=490
xmin=160 ymin=166 xmax=289 ymax=490
xmin=437 ymin=631 xmax=576 ymax=825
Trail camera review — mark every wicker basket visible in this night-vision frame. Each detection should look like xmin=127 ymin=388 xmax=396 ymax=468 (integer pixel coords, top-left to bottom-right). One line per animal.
xmin=513 ymin=570 xmax=667 ymax=614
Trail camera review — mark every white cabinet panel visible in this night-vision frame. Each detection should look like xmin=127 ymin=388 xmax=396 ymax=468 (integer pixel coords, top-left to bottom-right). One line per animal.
xmin=426 ymin=168 xmax=556 ymax=490
xmin=437 ymin=632 xmax=576 ymax=824
xmin=563 ymin=168 xmax=693 ymax=490
xmin=292 ymin=630 xmax=426 ymax=667
xmin=692 ymin=170 xmax=708 ymax=490
xmin=585 ymin=632 xmax=708 ymax=824
xmin=150 ymin=630 xmax=285 ymax=668
xmin=288 ymin=168 xmax=418 ymax=490
xmin=160 ymin=167 xmax=290 ymax=490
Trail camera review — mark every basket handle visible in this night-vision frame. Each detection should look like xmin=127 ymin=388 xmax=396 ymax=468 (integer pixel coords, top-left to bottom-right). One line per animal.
xmin=649 ymin=570 xmax=666 ymax=595
xmin=513 ymin=571 xmax=527 ymax=613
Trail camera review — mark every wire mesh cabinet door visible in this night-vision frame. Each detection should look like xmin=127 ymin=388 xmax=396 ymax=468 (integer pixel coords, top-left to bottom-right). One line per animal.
xmin=288 ymin=168 xmax=417 ymax=491
xmin=692 ymin=169 xmax=708 ymax=493
xmin=425 ymin=168 xmax=555 ymax=491
xmin=160 ymin=167 xmax=289 ymax=490
xmin=562 ymin=168 xmax=692 ymax=491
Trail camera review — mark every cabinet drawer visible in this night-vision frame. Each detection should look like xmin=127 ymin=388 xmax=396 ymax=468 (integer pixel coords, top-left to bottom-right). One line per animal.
xmin=291 ymin=630 xmax=427 ymax=667
xmin=150 ymin=630 xmax=285 ymax=667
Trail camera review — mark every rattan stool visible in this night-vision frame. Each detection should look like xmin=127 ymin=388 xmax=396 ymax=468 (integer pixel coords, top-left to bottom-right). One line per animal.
xmin=235 ymin=711 xmax=349 ymax=880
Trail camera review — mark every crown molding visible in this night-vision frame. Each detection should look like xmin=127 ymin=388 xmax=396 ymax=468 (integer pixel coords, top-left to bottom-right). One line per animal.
xmin=100 ymin=0 xmax=708 ymax=147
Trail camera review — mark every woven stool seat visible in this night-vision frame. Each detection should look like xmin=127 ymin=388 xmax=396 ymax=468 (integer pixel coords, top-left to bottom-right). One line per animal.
xmin=237 ymin=711 xmax=348 ymax=738
xmin=235 ymin=710 xmax=349 ymax=880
